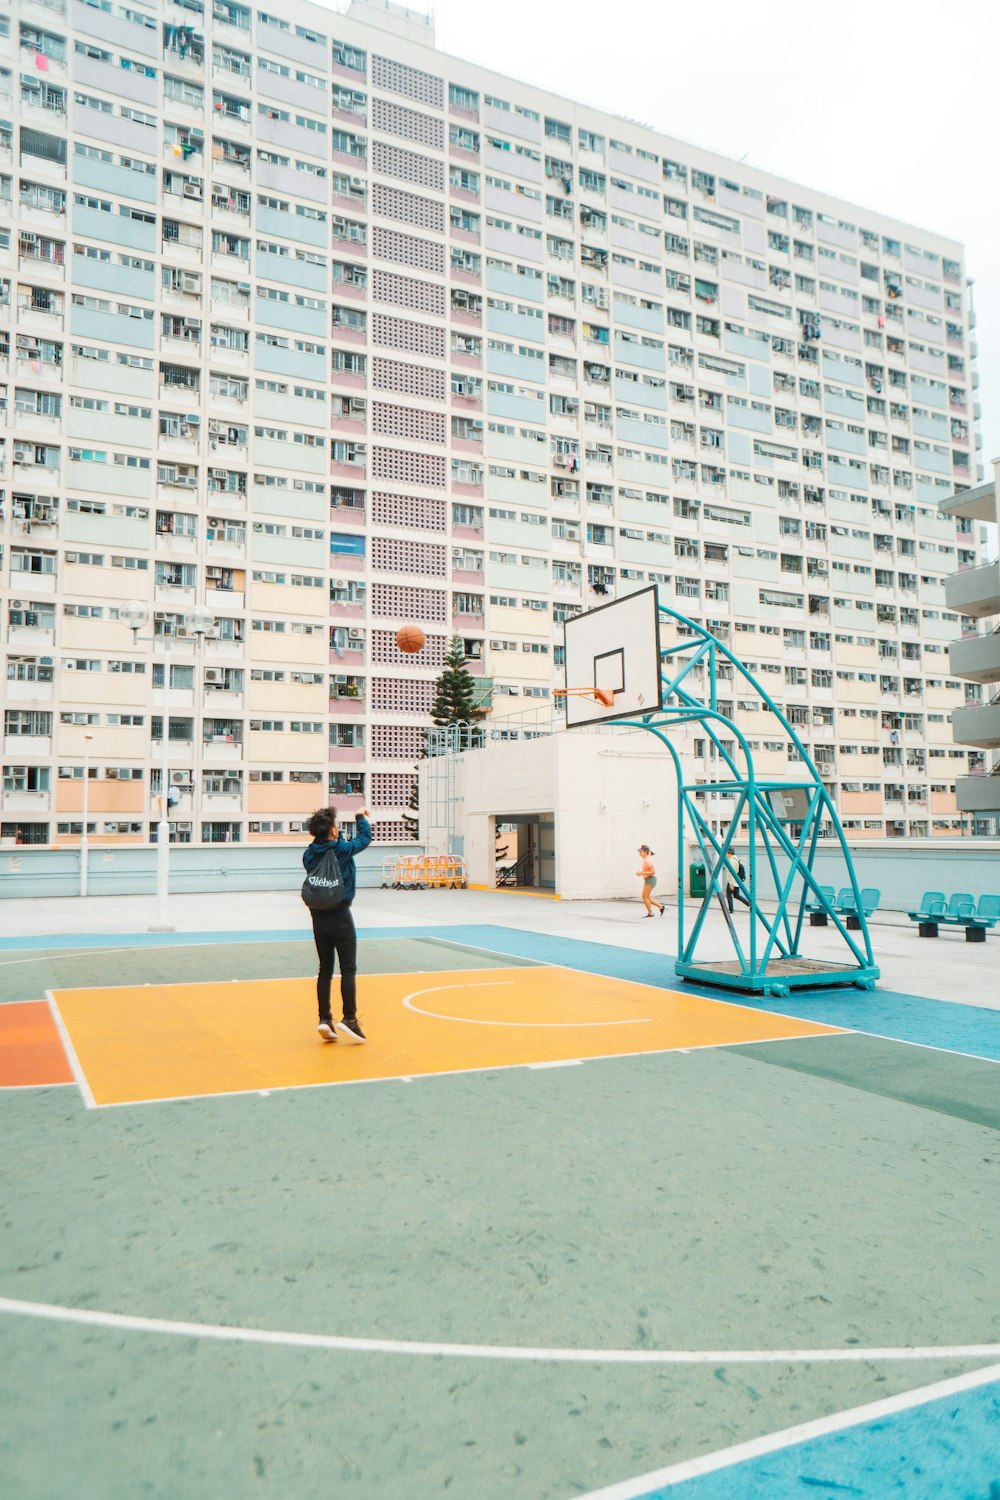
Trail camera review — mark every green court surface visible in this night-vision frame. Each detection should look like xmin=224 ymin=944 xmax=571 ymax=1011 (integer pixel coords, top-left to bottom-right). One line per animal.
xmin=1 ymin=928 xmax=997 ymax=1499
xmin=0 ymin=934 xmax=536 ymax=1006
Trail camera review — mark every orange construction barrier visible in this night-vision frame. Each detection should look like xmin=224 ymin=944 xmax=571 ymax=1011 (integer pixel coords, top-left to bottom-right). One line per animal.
xmin=388 ymin=855 xmax=466 ymax=889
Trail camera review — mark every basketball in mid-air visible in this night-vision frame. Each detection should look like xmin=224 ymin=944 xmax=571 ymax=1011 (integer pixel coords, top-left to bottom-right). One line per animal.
xmin=396 ymin=624 xmax=426 ymax=654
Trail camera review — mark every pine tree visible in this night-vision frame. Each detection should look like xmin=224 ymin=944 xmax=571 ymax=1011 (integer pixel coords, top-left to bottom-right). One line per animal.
xmin=402 ymin=773 xmax=420 ymax=840
xmin=430 ymin=636 xmax=479 ymax=726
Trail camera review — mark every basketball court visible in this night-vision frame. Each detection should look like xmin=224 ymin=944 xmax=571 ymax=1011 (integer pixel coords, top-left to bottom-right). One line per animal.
xmin=1 ymin=897 xmax=998 ymax=1499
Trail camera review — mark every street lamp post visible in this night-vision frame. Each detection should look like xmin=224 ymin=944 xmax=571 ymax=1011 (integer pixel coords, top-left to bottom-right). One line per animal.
xmin=79 ymin=730 xmax=94 ymax=898
xmin=121 ymin=600 xmax=216 ymax=932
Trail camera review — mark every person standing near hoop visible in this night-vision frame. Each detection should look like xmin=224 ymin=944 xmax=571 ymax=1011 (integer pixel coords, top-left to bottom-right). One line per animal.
xmin=636 ymin=844 xmax=665 ymax=919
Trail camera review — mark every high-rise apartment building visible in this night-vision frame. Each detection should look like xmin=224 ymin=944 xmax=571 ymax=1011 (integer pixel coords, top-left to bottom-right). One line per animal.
xmin=0 ymin=0 xmax=984 ymax=850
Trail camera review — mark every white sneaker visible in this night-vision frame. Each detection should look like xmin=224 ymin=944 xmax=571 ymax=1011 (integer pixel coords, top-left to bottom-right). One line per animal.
xmin=336 ymin=1018 xmax=367 ymax=1044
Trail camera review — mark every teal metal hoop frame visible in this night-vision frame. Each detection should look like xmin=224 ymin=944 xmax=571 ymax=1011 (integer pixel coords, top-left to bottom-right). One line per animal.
xmin=614 ymin=605 xmax=879 ymax=1000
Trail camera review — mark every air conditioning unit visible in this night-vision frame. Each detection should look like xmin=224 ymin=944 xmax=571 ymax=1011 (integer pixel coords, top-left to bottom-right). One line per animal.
xmin=553 ymin=454 xmax=569 ymax=468
xmin=204 ymin=667 xmax=225 ymax=684
xmin=171 ymin=770 xmax=191 ymax=786
xmin=334 ymin=674 xmax=347 ymax=684
xmin=64 ymin=660 xmax=76 ymax=670
xmin=347 ymin=628 xmax=364 ymax=641
xmin=189 ymin=127 xmax=204 ymax=141
xmin=349 ymin=176 xmax=365 ymax=192
xmin=182 ymin=182 xmax=200 ymax=199
xmin=184 ymin=413 xmax=200 ymax=425
xmin=11 ymin=600 xmax=23 ymax=609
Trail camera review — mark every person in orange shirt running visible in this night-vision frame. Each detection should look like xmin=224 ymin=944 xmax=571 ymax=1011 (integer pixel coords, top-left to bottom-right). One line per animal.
xmin=636 ymin=844 xmax=665 ymax=919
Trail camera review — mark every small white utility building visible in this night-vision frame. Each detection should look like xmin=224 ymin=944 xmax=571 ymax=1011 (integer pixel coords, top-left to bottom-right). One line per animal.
xmin=420 ymin=724 xmax=695 ymax=900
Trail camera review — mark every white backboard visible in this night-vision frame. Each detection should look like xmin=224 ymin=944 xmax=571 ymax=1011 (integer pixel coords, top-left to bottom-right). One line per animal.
xmin=562 ymin=586 xmax=663 ymax=727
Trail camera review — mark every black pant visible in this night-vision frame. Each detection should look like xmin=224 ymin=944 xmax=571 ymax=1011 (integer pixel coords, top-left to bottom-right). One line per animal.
xmin=311 ymin=904 xmax=357 ymax=1021
xmin=726 ymin=885 xmax=752 ymax=913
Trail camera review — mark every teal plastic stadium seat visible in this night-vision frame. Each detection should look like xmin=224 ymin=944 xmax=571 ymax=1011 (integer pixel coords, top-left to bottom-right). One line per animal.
xmin=946 ymin=893 xmax=975 ymax=920
xmin=807 ymin=884 xmax=834 ymax=911
xmin=859 ymin=887 xmax=881 ymax=916
xmin=835 ymin=888 xmax=856 ymax=913
xmin=917 ymin=892 xmax=946 ymax=918
xmin=974 ymin=894 xmax=1000 ymax=926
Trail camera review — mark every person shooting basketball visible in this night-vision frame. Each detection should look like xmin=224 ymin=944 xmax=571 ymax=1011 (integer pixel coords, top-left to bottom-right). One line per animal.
xmin=302 ymin=805 xmax=372 ymax=1043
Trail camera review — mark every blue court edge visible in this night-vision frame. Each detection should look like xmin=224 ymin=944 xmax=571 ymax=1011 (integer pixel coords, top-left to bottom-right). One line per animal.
xmin=5 ymin=924 xmax=999 ymax=1064
xmin=626 ymin=1375 xmax=1000 ymax=1499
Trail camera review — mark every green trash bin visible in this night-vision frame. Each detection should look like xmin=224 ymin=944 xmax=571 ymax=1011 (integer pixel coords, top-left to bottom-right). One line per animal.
xmin=689 ymin=861 xmax=706 ymax=898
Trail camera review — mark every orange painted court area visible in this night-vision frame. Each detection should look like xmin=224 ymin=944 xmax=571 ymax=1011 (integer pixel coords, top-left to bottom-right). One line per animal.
xmin=50 ymin=967 xmax=844 ymax=1107
xmin=0 ymin=1002 xmax=75 ymax=1088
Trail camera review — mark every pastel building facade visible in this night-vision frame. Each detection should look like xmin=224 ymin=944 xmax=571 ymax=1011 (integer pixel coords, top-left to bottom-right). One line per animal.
xmin=0 ymin=0 xmax=984 ymax=848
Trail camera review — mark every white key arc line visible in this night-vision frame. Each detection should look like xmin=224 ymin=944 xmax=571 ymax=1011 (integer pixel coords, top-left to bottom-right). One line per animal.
xmin=402 ymin=980 xmax=651 ymax=1029
xmin=1 ymin=1299 xmax=998 ymax=1365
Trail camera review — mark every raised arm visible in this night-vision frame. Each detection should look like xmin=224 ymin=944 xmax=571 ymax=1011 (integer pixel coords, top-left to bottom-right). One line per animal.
xmin=338 ymin=809 xmax=373 ymax=856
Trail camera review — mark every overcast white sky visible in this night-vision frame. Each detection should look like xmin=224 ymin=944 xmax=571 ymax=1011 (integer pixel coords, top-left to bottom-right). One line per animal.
xmin=328 ymin=0 xmax=1000 ymax=476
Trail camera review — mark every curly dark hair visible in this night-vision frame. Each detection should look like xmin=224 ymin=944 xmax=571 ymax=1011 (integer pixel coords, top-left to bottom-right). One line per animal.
xmin=307 ymin=807 xmax=337 ymax=841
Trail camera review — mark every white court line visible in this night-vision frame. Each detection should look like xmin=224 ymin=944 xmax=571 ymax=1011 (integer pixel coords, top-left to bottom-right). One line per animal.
xmin=45 ymin=994 xmax=96 ymax=1110
xmin=573 ymin=1359 xmax=1000 ymax=1498
xmin=4 ymin=957 xmax=533 ymax=989
xmin=1 ymin=1296 xmax=998 ymax=1367
xmin=56 ymin=1032 xmax=844 ymax=1112
xmin=402 ymin=980 xmax=652 ymax=1028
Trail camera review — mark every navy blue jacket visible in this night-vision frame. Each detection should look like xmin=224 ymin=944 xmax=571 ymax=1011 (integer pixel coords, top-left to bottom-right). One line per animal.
xmin=302 ymin=816 xmax=372 ymax=904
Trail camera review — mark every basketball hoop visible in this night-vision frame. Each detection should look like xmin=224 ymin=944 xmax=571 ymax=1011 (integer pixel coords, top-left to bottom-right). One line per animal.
xmin=553 ymin=686 xmax=616 ymax=708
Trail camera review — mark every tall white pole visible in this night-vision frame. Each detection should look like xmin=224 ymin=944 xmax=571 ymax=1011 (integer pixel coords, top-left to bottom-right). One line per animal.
xmin=151 ymin=636 xmax=174 ymax=932
xmin=79 ymin=732 xmax=93 ymax=898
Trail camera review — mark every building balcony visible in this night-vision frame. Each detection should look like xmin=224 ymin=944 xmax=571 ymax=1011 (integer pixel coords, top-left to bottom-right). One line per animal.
xmin=944 ymin=558 xmax=999 ymax=619
xmin=7 ymin=625 xmax=55 ymax=647
xmin=4 ymin=675 xmax=53 ymax=701
xmin=950 ymin=702 xmax=1000 ymax=750
xmin=2 ymin=733 xmax=53 ymax=762
xmin=947 ymin=630 xmax=1000 ymax=685
xmin=0 ymin=789 xmax=51 ymax=814
xmin=329 ymin=744 xmax=365 ymax=764
xmin=330 ymin=505 xmax=366 ymax=529
xmin=938 ymin=478 xmax=996 ymax=525
xmin=201 ymin=792 xmax=242 ymax=815
xmin=955 ymin=773 xmax=1000 ymax=814
xmin=202 ymin=736 xmax=242 ymax=760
